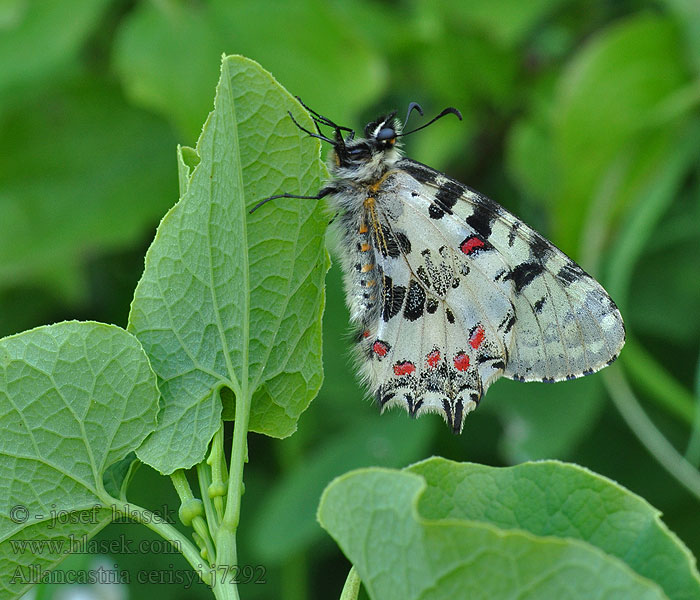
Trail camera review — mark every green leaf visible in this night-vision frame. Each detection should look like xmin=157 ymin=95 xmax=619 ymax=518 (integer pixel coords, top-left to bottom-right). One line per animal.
xmin=411 ymin=459 xmax=700 ymax=600
xmin=662 ymin=0 xmax=700 ymax=74
xmin=0 ymin=76 xmax=177 ymax=300
xmin=320 ymin=459 xmax=700 ymax=599
xmin=0 ymin=321 xmax=160 ymax=599
xmin=128 ymin=55 xmax=328 ymax=474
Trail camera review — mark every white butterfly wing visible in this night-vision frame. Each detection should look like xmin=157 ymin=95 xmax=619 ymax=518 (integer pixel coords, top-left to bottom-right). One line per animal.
xmin=396 ymin=159 xmax=626 ymax=382
xmin=352 ymin=159 xmax=624 ymax=432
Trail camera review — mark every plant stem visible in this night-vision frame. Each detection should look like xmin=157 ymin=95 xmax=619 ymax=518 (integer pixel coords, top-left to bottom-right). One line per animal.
xmin=198 ymin=460 xmax=218 ymax=540
xmin=339 ymin=567 xmax=362 ymax=600
xmin=109 ymin=498 xmax=211 ymax=586
xmin=603 ymin=368 xmax=700 ymax=500
xmin=212 ymin=386 xmax=251 ymax=600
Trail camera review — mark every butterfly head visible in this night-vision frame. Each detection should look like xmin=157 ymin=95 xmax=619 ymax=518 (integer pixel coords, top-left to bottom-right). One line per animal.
xmin=289 ymin=98 xmax=463 ymax=183
xmin=330 ymin=111 xmax=402 ymax=173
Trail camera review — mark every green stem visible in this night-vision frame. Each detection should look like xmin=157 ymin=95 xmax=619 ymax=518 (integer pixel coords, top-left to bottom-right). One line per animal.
xmin=212 ymin=386 xmax=251 ymax=600
xmin=109 ymin=498 xmax=211 ymax=586
xmin=685 ymin=349 xmax=700 ymax=465
xmin=207 ymin=422 xmax=228 ymax=521
xmin=619 ymin=337 xmax=696 ymax=426
xmin=603 ymin=368 xmax=700 ymax=501
xmin=170 ymin=469 xmax=216 ymax=563
xmin=339 ymin=567 xmax=362 ymax=600
xmin=197 ymin=460 xmax=218 ymax=540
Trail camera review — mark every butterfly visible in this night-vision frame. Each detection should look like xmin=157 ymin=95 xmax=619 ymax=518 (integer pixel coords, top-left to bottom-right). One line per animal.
xmin=252 ymin=99 xmax=626 ymax=433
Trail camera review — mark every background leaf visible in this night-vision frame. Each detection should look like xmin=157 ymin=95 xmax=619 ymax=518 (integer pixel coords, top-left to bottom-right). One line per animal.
xmin=0 ymin=76 xmax=176 ymax=301
xmin=113 ymin=0 xmax=386 ymax=139
xmin=0 ymin=321 xmax=159 ymax=598
xmin=249 ymin=415 xmax=434 ymax=563
xmin=0 ymin=0 xmax=111 ymax=99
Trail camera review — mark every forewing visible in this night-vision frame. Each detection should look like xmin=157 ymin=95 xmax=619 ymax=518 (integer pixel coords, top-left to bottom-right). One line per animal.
xmin=396 ymin=158 xmax=626 ymax=383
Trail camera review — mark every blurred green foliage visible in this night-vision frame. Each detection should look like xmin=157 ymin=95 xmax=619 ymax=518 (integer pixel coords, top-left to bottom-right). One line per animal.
xmin=1 ymin=1 xmax=698 ymax=599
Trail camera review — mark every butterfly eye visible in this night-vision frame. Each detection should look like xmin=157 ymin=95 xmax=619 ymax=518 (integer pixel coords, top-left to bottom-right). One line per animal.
xmin=376 ymin=127 xmax=396 ymax=142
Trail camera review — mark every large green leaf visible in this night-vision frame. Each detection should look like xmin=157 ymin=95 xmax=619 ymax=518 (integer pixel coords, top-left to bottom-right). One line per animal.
xmin=319 ymin=459 xmax=700 ymax=600
xmin=0 ymin=321 xmax=160 ymax=599
xmin=128 ymin=55 xmax=328 ymax=474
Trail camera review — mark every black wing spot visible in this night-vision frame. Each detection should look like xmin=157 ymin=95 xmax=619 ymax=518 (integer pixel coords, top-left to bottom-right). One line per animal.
xmin=442 ymin=399 xmax=454 ymax=432
xmin=403 ymin=280 xmax=426 ymax=322
xmin=582 ymin=368 xmax=594 ymax=376
xmin=541 ymin=376 xmax=556 ymax=383
xmin=376 ymin=224 xmax=401 ymax=258
xmin=416 ymin=265 xmax=431 ymax=288
xmin=451 ymin=399 xmax=464 ymax=434
xmin=376 ymin=390 xmax=395 ymax=407
xmin=395 ymin=231 xmax=412 ymax=254
xmin=504 ymin=262 xmax=545 ymax=294
xmin=507 ymin=221 xmax=521 ymax=247
xmin=407 ymin=396 xmax=423 ymax=417
xmin=466 ymin=201 xmax=496 ymax=239
xmin=499 ymin=313 xmax=516 ymax=334
xmin=400 ymin=161 xmax=438 ymax=185
xmin=426 ymin=297 xmax=439 ymax=314
xmin=557 ymin=262 xmax=585 ymax=286
xmin=534 ymin=297 xmax=547 ymax=313
xmin=429 ymin=203 xmax=445 ymax=219
xmin=530 ymin=232 xmax=553 ymax=261
xmin=446 ymin=308 xmax=455 ymax=324
xmin=382 ymin=275 xmax=406 ymax=321
xmin=435 ymin=180 xmax=463 ymax=211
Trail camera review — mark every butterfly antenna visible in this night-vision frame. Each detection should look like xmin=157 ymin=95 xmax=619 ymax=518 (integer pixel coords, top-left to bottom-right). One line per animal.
xmin=398 ymin=106 xmax=463 ymax=137
xmin=402 ymin=102 xmax=424 ymax=129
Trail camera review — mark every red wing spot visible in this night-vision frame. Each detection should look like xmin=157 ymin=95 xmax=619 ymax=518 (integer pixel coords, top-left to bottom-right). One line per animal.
xmin=426 ymin=349 xmax=441 ymax=368
xmin=469 ymin=325 xmax=485 ymax=349
xmin=372 ymin=341 xmax=389 ymax=357
xmin=393 ymin=361 xmax=416 ymax=376
xmin=460 ymin=236 xmax=485 ymax=255
xmin=362 ymin=330 xmax=371 ymax=338
xmin=454 ymin=352 xmax=470 ymax=371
